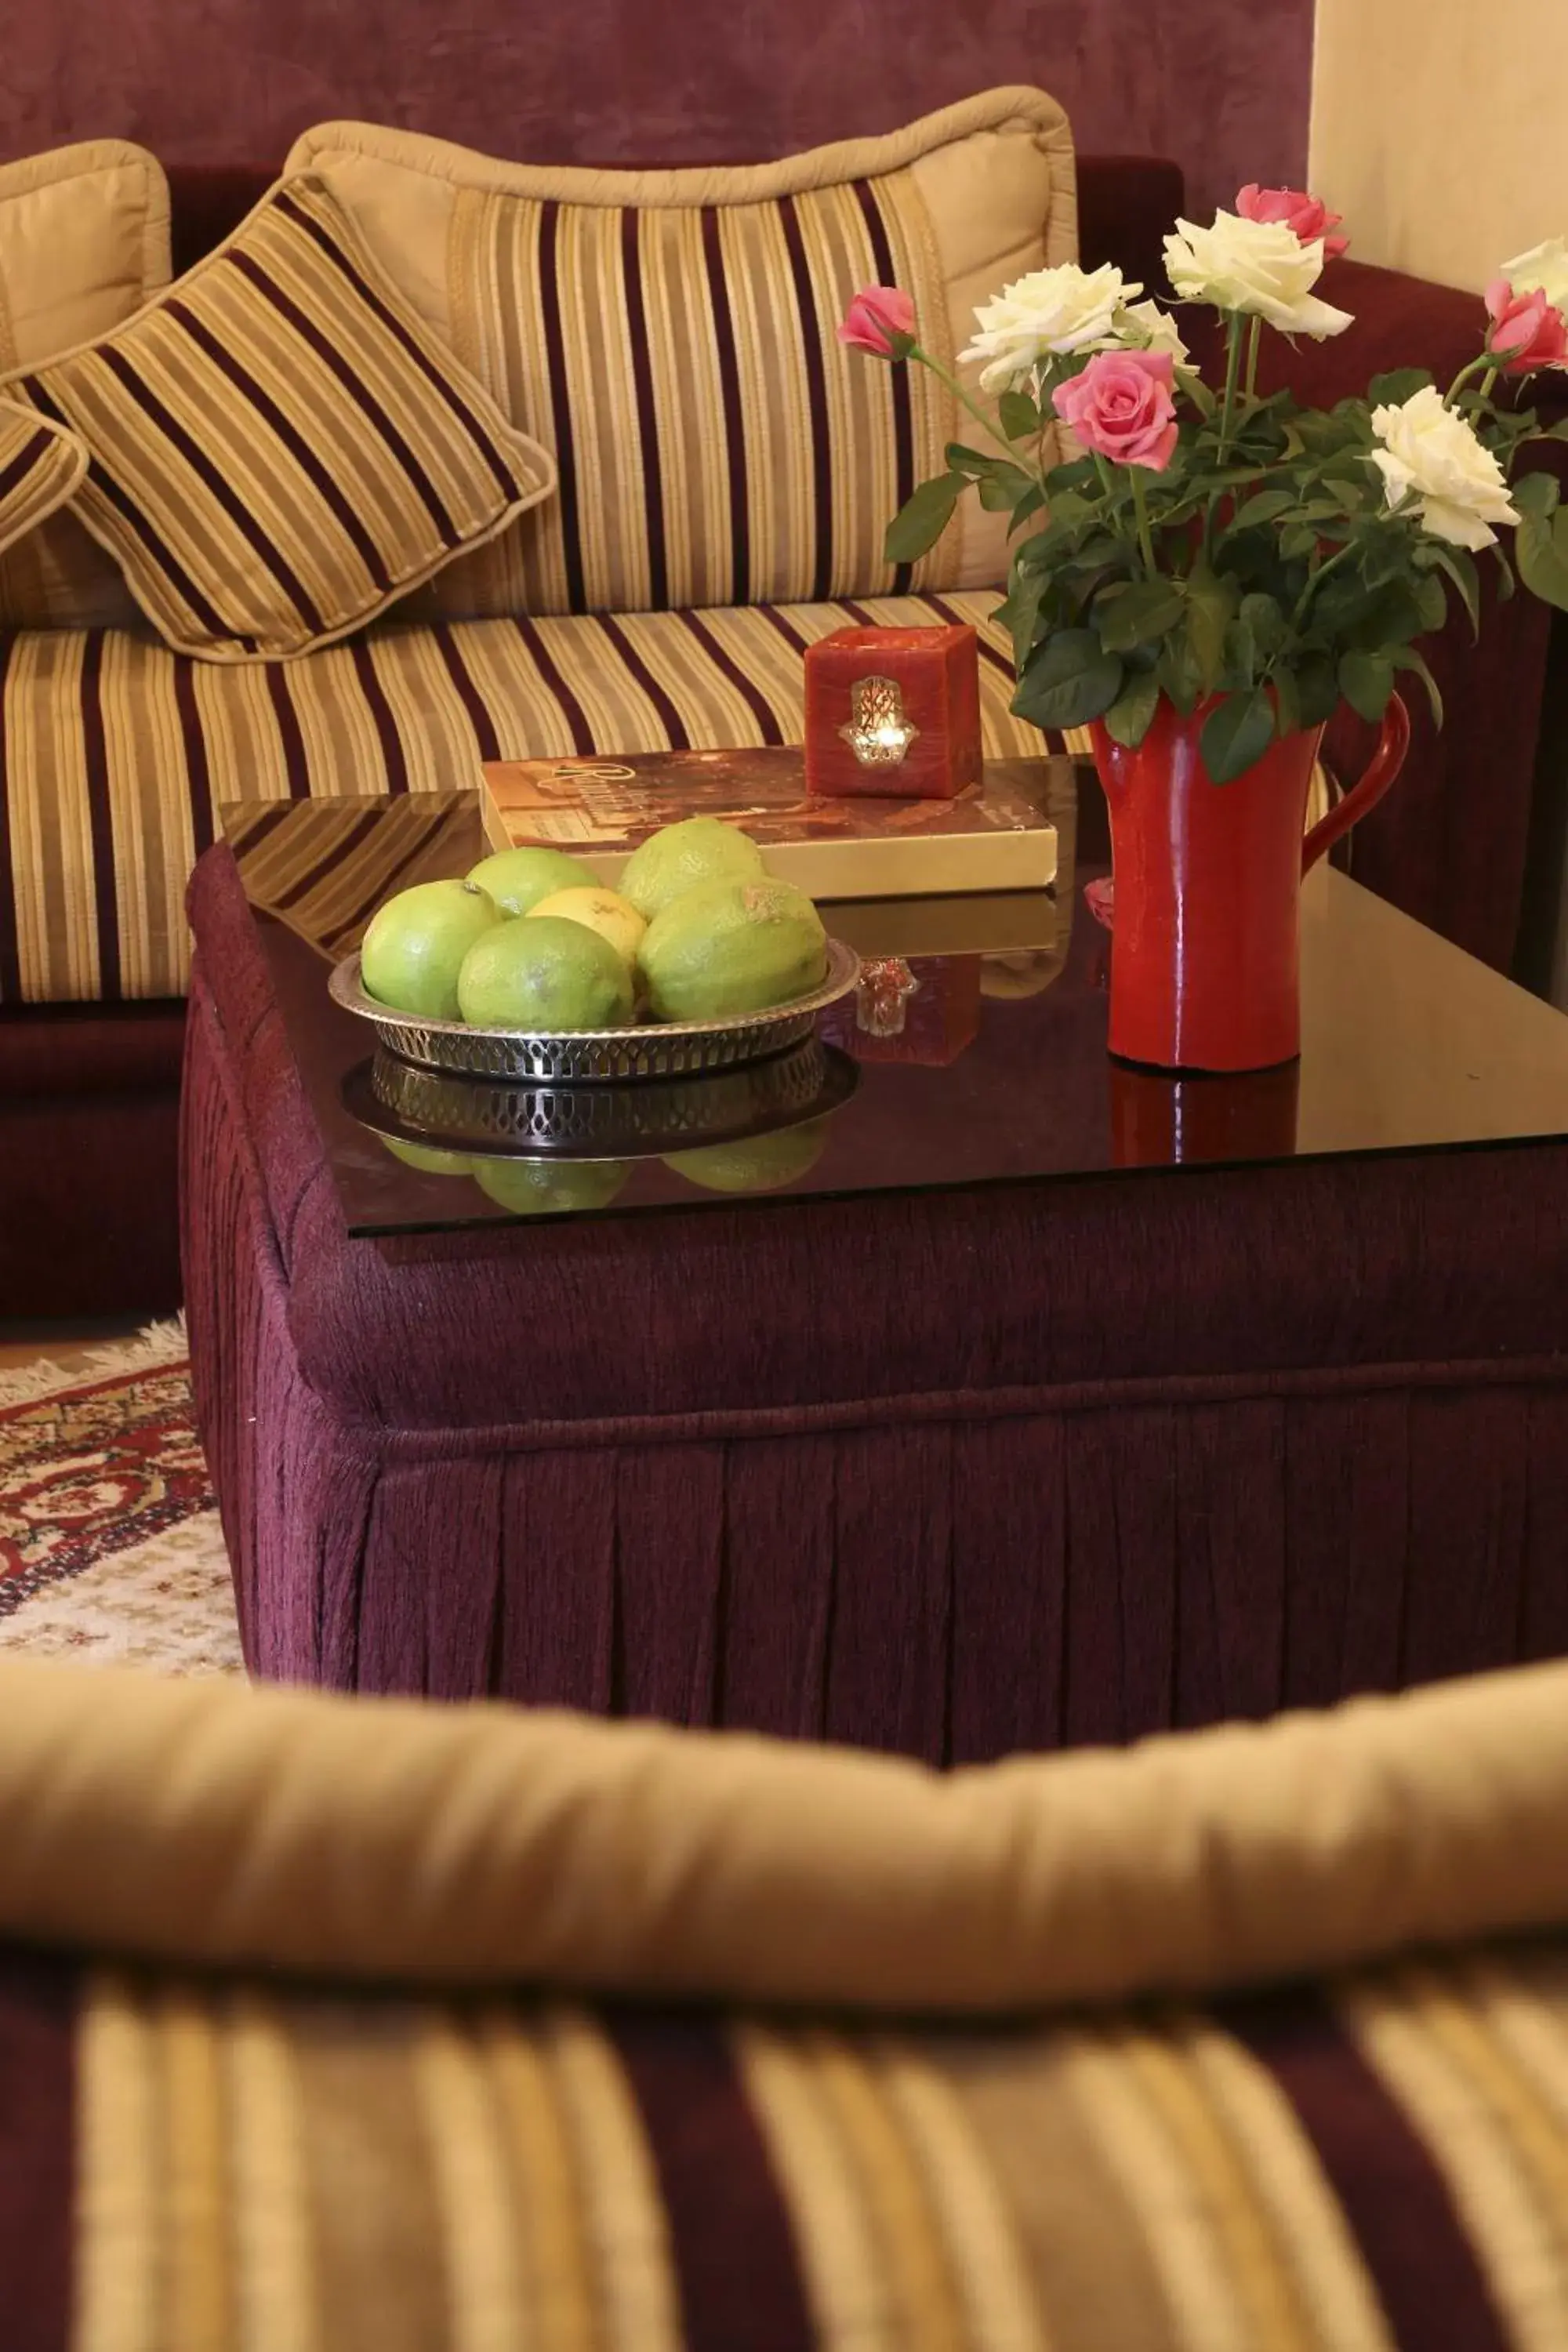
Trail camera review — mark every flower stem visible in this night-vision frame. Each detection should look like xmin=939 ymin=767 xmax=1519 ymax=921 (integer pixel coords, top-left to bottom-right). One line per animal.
xmin=1130 ymin=470 xmax=1158 ymax=574
xmin=910 ymin=347 xmax=1038 ymax=470
xmin=1216 ymin=313 xmax=1246 ymax=465
xmin=1244 ymin=315 xmax=1262 ymax=402
xmin=1444 ymin=353 xmax=1495 ymax=405
xmin=1289 ymin=537 xmax=1359 ymax=631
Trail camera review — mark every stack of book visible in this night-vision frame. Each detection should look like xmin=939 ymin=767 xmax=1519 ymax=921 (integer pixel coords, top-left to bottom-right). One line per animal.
xmin=480 ymin=747 xmax=1064 ymax=960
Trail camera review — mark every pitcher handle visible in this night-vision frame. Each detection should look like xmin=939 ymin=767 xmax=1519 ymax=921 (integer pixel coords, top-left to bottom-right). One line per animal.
xmin=1301 ymin=691 xmax=1411 ymax=876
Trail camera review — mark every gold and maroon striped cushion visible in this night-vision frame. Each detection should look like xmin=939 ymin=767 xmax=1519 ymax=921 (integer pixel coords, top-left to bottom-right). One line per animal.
xmin=8 ymin=1945 xmax=1563 ymax=2349
xmin=0 ymin=140 xmax=171 ymax=630
xmin=2 ymin=176 xmax=558 ymax=662
xmin=288 ymin=92 xmax=1077 ymax=621
xmin=0 ymin=401 xmax=87 ymax=560
xmin=0 ymin=591 xmax=1050 ymax=1006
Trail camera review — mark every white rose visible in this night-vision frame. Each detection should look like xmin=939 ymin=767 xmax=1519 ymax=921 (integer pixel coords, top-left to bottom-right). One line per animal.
xmin=1163 ymin=212 xmax=1354 ymax=338
xmin=1503 ymin=235 xmax=1568 ymax=312
xmin=1120 ymin=298 xmax=1191 ymax=369
xmin=957 ymin=263 xmax=1140 ymax=391
xmin=1370 ymin=384 xmax=1519 ymax=550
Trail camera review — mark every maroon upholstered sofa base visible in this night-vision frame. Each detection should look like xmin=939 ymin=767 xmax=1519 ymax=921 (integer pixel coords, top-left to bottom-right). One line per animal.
xmin=0 ymin=1006 xmax=184 ymax=1317
xmin=184 ymin=844 xmax=1568 ymax=1762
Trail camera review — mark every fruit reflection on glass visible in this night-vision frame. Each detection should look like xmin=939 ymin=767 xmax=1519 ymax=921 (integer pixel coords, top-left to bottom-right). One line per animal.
xmin=379 ymin=1137 xmax=475 ymax=1175
xmin=358 ymin=818 xmax=831 ymax=1033
xmin=472 ymin=1158 xmax=633 ymax=1215
xmin=663 ymin=1116 xmax=831 ymax=1195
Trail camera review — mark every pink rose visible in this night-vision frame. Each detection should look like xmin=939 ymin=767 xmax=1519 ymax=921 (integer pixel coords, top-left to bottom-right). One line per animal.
xmin=837 ymin=285 xmax=916 ymax=358
xmin=1052 ymin=348 xmax=1179 ymax=472
xmin=1485 ymin=277 xmax=1568 ymax=375
xmin=1236 ymin=183 xmax=1350 ymax=260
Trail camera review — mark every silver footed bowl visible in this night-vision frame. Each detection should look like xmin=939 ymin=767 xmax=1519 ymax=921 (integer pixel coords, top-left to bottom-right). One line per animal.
xmin=328 ymin=937 xmax=861 ymax=1083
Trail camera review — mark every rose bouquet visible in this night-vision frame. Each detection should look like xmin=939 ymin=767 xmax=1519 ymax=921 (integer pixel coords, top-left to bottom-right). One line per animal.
xmin=840 ymin=197 xmax=1568 ymax=784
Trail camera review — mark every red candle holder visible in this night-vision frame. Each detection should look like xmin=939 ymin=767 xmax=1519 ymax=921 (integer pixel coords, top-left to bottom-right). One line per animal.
xmin=804 ymin=624 xmax=982 ymax=800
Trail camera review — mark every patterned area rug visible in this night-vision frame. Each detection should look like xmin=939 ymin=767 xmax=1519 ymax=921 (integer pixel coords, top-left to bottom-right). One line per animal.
xmin=0 ymin=1323 xmax=241 ymax=1675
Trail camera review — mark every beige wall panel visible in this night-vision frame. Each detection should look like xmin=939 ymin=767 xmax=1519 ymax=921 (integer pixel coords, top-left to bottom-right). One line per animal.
xmin=1310 ymin=0 xmax=1568 ymax=294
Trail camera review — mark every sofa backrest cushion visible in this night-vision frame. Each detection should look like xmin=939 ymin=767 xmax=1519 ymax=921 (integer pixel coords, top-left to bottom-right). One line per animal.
xmin=4 ymin=176 xmax=560 ymax=662
xmin=285 ymin=88 xmax=1076 ymax=622
xmin=0 ymin=140 xmax=169 ymax=631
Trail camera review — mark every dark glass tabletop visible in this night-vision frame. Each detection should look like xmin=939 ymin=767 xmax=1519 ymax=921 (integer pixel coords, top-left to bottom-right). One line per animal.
xmin=220 ymin=764 xmax=1568 ymax=1235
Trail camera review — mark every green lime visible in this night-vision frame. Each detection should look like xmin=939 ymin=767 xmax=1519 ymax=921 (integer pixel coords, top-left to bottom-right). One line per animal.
xmin=638 ymin=877 xmax=827 ymax=1022
xmin=466 ymin=844 xmax=600 ymax=916
xmin=457 ymin=916 xmax=635 ymax=1031
xmin=360 ymin=879 xmax=500 ymax=1022
xmin=619 ymin=816 xmax=765 ymax=920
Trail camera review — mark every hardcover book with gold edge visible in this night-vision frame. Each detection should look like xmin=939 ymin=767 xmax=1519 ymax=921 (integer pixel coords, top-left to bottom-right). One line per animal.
xmin=480 ymin=747 xmax=1058 ymax=900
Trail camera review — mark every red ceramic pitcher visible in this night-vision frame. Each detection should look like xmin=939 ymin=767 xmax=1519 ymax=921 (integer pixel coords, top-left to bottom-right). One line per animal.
xmin=1089 ymin=691 xmax=1411 ymax=1072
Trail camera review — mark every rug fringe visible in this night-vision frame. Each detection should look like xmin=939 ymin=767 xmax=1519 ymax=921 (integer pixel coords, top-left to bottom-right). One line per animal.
xmin=84 ymin=1315 xmax=190 ymax=1380
xmin=0 ymin=1315 xmax=189 ymax=1409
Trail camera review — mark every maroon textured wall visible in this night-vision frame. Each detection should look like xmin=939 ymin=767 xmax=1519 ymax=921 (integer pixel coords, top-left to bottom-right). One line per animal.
xmin=4 ymin=0 xmax=1312 ymax=227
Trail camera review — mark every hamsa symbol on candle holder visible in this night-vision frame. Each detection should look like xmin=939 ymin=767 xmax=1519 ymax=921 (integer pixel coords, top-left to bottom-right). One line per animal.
xmin=839 ymin=674 xmax=920 ymax=769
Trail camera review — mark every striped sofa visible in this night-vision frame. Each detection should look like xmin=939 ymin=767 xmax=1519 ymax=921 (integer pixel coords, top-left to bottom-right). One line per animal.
xmin=0 ymin=144 xmax=1546 ymax=1316
xmin=6 ymin=1646 xmax=1568 ymax=2347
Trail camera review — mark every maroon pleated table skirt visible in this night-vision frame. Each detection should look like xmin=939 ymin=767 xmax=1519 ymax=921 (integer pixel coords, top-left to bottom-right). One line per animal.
xmin=183 ymin=844 xmax=1568 ymax=1764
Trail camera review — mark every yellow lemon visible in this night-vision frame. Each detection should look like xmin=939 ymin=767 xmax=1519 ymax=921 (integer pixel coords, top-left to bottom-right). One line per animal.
xmin=528 ymin=885 xmax=647 ymax=971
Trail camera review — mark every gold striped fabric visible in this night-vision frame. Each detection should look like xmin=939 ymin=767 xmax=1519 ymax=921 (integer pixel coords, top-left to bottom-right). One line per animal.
xmin=420 ymin=166 xmax=956 ymax=621
xmin=71 ymin=1937 xmax=1568 ymax=2350
xmin=3 ymin=176 xmax=558 ymax=662
xmin=0 ymin=590 xmax=1050 ymax=1006
xmin=0 ymin=139 xmax=171 ymax=630
xmin=0 ymin=398 xmax=87 ymax=557
xmin=289 ymin=94 xmax=1077 ymax=625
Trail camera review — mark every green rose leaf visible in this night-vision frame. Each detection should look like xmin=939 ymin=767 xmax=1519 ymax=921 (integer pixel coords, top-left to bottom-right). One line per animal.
xmin=1393 ymin=647 xmax=1444 ymax=729
xmin=999 ymin=390 xmax=1040 ymax=441
xmin=1295 ymin=652 xmax=1341 ymax=728
xmin=1096 ymin=579 xmax=1186 ymax=652
xmin=1512 ymin=470 xmax=1560 ymax=520
xmin=1185 ymin=570 xmax=1235 ymax=691
xmin=1042 ymin=489 xmax=1094 ymax=530
xmin=1102 ymin=668 xmax=1162 ymax=750
xmin=991 ymin=586 xmax=1047 ymax=670
xmin=1231 ymin=489 xmax=1298 ymax=530
xmin=1338 ymin=649 xmax=1396 ymax=723
xmin=884 ymin=473 xmax=964 ymax=565
xmin=977 ymin=462 xmax=1042 ymax=513
xmin=1517 ymin=510 xmax=1568 ymax=611
xmin=1239 ymin=593 xmax=1287 ymax=659
xmin=1414 ymin=572 xmax=1448 ymax=633
xmin=1008 ymin=485 xmax=1047 ymax=532
xmin=1157 ymin=630 xmax=1204 ymax=716
xmin=1012 ymin=628 xmax=1125 ymax=731
xmin=1201 ymin=688 xmax=1276 ymax=784
xmin=1272 ymin=665 xmax=1302 ymax=740
xmin=1366 ymin=369 xmax=1435 ymax=409
xmin=1422 ymin=543 xmax=1481 ymax=637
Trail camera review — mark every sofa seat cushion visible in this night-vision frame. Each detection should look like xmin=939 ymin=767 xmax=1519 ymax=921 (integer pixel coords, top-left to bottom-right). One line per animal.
xmin=0 ymin=589 xmax=1045 ymax=1004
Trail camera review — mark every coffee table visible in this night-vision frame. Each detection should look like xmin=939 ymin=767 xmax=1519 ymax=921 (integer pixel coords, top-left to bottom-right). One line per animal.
xmin=183 ymin=764 xmax=1568 ymax=1761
